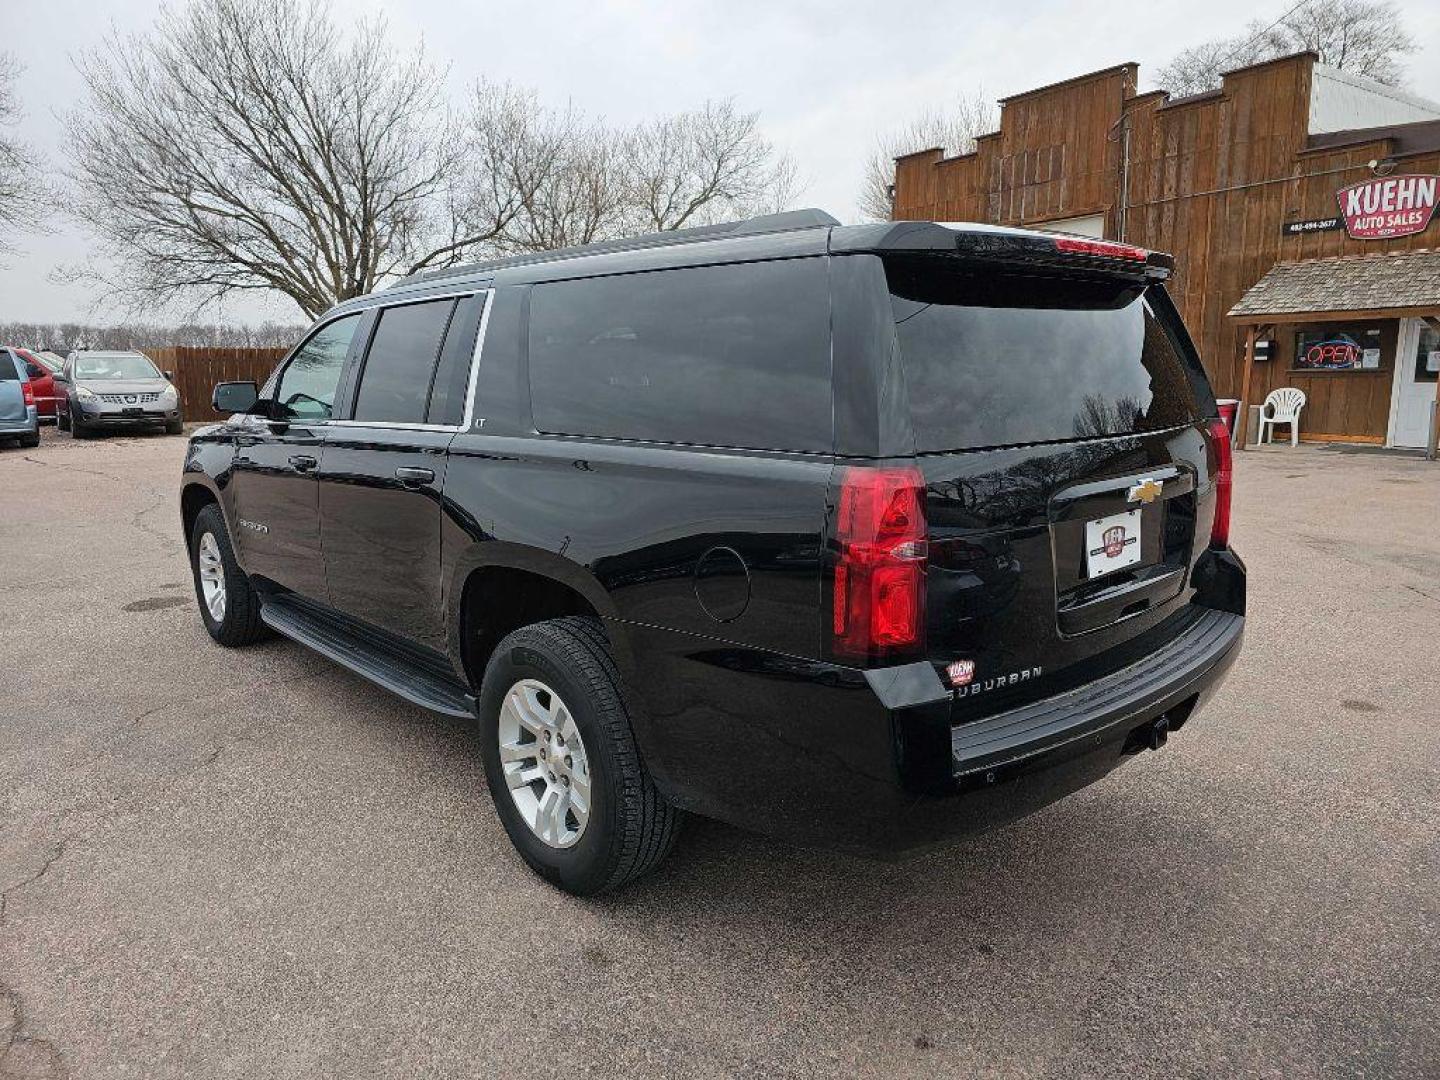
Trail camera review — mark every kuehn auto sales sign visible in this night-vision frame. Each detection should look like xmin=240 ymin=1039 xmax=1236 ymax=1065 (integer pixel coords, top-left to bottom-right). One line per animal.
xmin=1336 ymin=174 xmax=1438 ymax=240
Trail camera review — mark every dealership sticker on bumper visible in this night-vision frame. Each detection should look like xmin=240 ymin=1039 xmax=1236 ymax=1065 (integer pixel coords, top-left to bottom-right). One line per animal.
xmin=1086 ymin=509 xmax=1142 ymax=578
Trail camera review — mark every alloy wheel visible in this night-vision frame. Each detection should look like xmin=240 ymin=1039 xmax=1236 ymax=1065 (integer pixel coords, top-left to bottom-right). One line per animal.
xmin=497 ymin=679 xmax=592 ymax=848
xmin=197 ymin=532 xmax=227 ymax=623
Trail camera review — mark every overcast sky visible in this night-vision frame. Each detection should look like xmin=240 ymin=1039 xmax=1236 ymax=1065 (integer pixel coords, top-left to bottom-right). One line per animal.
xmin=3 ymin=0 xmax=1439 ymax=326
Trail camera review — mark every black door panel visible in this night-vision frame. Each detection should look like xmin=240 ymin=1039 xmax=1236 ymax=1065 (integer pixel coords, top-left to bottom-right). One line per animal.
xmin=228 ymin=418 xmax=330 ymax=600
xmin=225 ymin=310 xmax=365 ymax=601
xmin=439 ymin=435 xmax=831 ymax=659
xmin=319 ymin=427 xmax=454 ymax=650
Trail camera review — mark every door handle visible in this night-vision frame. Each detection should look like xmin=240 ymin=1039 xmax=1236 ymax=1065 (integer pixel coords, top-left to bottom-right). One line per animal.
xmin=394 ymin=466 xmax=435 ymax=487
xmin=289 ymin=454 xmax=318 ymax=472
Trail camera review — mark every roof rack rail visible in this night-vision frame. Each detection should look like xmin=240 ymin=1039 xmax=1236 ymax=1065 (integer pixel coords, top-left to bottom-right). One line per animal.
xmin=387 ymin=208 xmax=841 ymax=290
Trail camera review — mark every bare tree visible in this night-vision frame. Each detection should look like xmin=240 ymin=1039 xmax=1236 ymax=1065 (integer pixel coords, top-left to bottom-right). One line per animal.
xmin=0 ymin=320 xmax=306 ymax=351
xmin=1156 ymin=0 xmax=1417 ymax=97
xmin=621 ymin=99 xmax=799 ymax=232
xmin=64 ymin=0 xmax=514 ymax=320
xmin=857 ymin=92 xmax=996 ymax=221
xmin=63 ymin=0 xmax=800 ymax=319
xmin=0 ymin=54 xmax=48 ymax=258
xmin=486 ymin=94 xmax=800 ymax=252
xmin=482 ymin=95 xmax=627 ymax=254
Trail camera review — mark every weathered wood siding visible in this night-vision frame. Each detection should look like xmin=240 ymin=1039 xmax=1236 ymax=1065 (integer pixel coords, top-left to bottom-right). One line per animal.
xmin=892 ymin=52 xmax=1440 ymax=416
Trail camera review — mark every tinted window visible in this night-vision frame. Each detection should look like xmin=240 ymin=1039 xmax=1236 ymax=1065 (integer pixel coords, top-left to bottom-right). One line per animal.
xmin=0 ymin=353 xmax=18 ymax=381
xmin=426 ymin=293 xmax=484 ymax=426
xmin=886 ymin=258 xmax=1202 ymax=450
xmin=528 ymin=259 xmax=832 ymax=451
xmin=354 ymin=299 xmax=456 ymax=424
xmin=274 ymin=314 xmax=361 ymax=421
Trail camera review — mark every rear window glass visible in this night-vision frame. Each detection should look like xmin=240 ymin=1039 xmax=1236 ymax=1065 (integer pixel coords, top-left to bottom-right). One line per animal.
xmin=0 ymin=355 xmax=19 ymax=381
xmin=528 ymin=258 xmax=832 ymax=452
xmin=886 ymin=258 xmax=1201 ymax=451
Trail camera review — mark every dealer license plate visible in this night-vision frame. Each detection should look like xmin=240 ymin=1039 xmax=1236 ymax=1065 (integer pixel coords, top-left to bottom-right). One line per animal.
xmin=1085 ymin=509 xmax=1142 ymax=579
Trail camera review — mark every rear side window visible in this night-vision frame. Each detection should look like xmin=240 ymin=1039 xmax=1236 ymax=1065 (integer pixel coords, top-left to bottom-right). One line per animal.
xmin=354 ymin=299 xmax=457 ymax=424
xmin=886 ymin=257 xmax=1203 ymax=451
xmin=0 ymin=353 xmax=18 ymax=381
xmin=425 ymin=293 xmax=485 ymax=426
xmin=528 ymin=258 xmax=832 ymax=451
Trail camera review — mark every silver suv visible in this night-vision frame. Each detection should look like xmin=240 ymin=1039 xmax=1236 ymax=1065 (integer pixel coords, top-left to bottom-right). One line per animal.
xmin=57 ymin=351 xmax=184 ymax=437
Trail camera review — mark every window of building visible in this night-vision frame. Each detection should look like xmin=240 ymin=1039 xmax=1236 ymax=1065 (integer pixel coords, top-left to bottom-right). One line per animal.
xmin=1415 ymin=324 xmax=1439 ymax=384
xmin=1293 ymin=324 xmax=1384 ymax=371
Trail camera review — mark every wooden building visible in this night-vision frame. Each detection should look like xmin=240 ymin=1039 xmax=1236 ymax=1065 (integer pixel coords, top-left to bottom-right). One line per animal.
xmin=891 ymin=53 xmax=1440 ymax=449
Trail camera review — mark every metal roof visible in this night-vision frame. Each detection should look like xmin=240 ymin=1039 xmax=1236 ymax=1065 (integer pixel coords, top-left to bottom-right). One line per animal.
xmin=1229 ymin=248 xmax=1440 ymax=319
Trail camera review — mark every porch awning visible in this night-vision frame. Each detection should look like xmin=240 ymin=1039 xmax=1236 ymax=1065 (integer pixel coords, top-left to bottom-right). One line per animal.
xmin=1229 ymin=248 xmax=1440 ymax=323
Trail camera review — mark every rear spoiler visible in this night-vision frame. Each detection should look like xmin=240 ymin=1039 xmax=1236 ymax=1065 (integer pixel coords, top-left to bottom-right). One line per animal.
xmin=831 ymin=222 xmax=1175 ymax=282
xmin=951 ymin=232 xmax=1174 ymax=281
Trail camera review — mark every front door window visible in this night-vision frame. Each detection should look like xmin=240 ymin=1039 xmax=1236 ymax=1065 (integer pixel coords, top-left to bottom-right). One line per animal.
xmin=274 ymin=314 xmax=361 ymax=421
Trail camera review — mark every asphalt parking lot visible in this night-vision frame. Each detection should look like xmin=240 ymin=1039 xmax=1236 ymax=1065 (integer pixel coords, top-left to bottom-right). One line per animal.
xmin=1 ymin=425 xmax=1437 ymax=1079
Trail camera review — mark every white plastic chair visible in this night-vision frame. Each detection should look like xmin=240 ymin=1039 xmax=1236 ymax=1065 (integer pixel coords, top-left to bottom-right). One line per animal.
xmin=1258 ymin=387 xmax=1306 ymax=446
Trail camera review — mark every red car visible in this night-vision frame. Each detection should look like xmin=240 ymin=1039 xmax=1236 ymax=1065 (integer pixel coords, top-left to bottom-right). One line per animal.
xmin=2 ymin=348 xmax=61 ymax=420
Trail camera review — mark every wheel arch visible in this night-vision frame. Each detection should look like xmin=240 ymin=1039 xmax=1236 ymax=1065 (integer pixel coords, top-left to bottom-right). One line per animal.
xmin=446 ymin=543 xmax=640 ymax=699
xmin=180 ymin=478 xmax=223 ymax=546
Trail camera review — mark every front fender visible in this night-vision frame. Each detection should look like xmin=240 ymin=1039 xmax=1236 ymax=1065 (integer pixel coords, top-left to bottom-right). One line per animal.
xmin=180 ymin=436 xmax=239 ymax=559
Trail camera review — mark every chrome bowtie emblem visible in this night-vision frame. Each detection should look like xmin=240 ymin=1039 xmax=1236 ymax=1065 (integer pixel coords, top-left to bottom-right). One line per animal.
xmin=1127 ymin=478 xmax=1163 ymax=504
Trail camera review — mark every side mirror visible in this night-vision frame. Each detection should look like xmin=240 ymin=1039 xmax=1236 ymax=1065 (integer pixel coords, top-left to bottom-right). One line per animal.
xmin=163 ymin=370 xmax=175 ymax=381
xmin=212 ymin=381 xmax=259 ymax=414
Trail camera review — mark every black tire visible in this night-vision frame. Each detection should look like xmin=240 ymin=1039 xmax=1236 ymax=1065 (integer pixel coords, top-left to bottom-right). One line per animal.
xmin=56 ymin=405 xmax=69 ymax=432
xmin=189 ymin=504 xmax=269 ymax=646
xmin=165 ymin=417 xmax=184 ymax=435
xmin=478 ymin=616 xmax=683 ymax=895
xmin=70 ymin=406 xmax=94 ymax=439
xmin=19 ymin=431 xmax=39 ymax=448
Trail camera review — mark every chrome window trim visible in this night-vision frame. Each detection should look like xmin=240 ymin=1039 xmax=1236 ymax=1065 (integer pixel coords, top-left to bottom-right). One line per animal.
xmin=328 ymin=289 xmax=494 ymax=435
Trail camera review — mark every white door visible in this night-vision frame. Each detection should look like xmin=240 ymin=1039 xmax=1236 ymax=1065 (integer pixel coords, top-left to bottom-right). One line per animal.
xmin=1389 ymin=319 xmax=1439 ymax=448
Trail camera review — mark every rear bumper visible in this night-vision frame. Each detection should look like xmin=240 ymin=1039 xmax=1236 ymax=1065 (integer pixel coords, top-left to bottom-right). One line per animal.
xmin=0 ymin=411 xmax=39 ymax=437
xmin=617 ymin=604 xmax=1244 ymax=852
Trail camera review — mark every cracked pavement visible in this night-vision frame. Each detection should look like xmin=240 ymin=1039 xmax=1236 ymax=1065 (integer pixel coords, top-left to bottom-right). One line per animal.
xmin=1 ymin=428 xmax=1438 ymax=1078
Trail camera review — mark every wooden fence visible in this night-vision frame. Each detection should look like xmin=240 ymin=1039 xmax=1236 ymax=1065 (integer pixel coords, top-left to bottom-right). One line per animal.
xmin=146 ymin=346 xmax=288 ymax=420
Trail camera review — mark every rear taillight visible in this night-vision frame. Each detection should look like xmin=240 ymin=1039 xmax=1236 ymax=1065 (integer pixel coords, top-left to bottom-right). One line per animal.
xmin=20 ymin=381 xmax=34 ymax=407
xmin=1053 ymin=236 xmax=1149 ymax=261
xmin=1206 ymin=419 xmax=1232 ymax=548
xmin=832 ymin=466 xmax=928 ymax=663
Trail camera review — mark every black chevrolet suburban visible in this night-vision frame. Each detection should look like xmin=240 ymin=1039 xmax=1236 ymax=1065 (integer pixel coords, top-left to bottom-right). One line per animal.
xmin=181 ymin=209 xmax=1245 ymax=894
